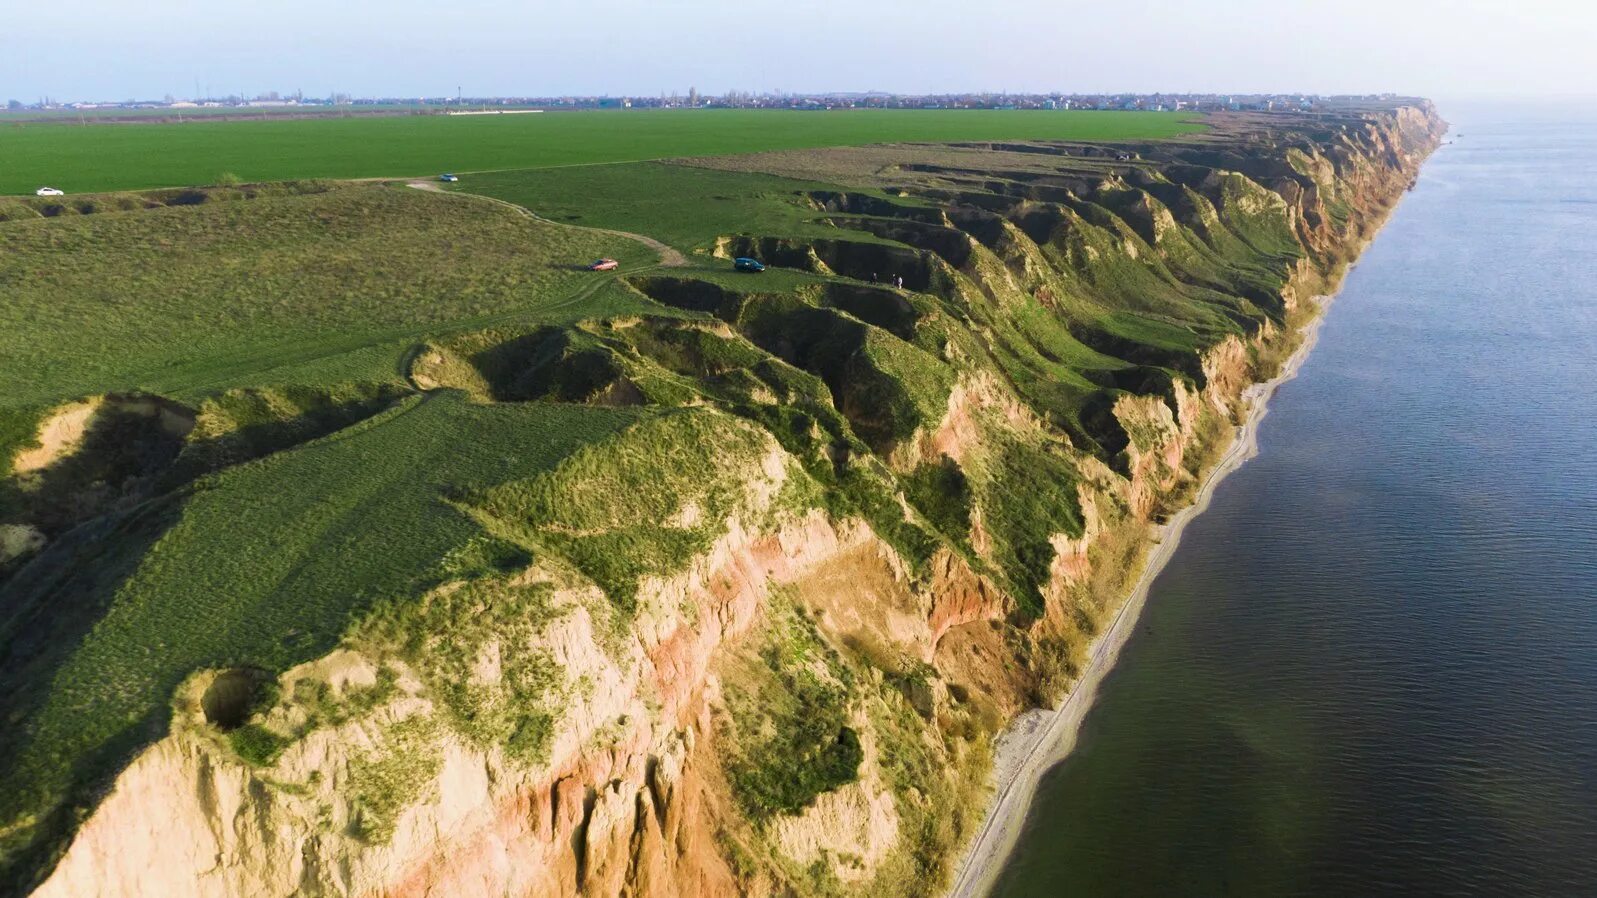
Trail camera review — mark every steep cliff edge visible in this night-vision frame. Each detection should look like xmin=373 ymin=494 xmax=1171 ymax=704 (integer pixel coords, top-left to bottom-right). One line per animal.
xmin=5 ymin=102 xmax=1445 ymax=898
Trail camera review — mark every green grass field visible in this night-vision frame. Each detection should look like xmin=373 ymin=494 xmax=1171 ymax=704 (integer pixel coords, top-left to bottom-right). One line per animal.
xmin=0 ymin=183 xmax=651 ymax=409
xmin=458 ymin=161 xmax=894 ymax=253
xmin=0 ymin=109 xmax=1203 ymax=195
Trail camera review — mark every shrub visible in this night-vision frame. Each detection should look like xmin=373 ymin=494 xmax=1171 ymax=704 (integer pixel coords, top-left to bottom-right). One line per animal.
xmin=229 ymin=724 xmax=290 ymax=767
xmin=722 ymin=594 xmax=862 ymax=819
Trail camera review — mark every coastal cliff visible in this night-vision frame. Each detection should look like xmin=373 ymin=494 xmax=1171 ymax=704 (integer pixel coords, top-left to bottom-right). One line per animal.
xmin=4 ymin=102 xmax=1445 ymax=897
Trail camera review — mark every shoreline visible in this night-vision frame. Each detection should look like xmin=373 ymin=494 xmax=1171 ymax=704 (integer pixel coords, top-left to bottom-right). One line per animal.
xmin=944 ymin=288 xmax=1339 ymax=898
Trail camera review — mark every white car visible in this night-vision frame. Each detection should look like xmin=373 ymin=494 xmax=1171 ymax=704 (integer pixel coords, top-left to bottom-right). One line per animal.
xmin=35 ymin=187 xmax=64 ymax=197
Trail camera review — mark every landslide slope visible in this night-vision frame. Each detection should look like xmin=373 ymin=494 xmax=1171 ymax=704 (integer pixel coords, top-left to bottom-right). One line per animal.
xmin=0 ymin=102 xmax=1445 ymax=897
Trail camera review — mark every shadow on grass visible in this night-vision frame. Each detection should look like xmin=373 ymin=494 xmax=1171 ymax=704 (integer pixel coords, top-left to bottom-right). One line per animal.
xmin=0 ymin=495 xmax=186 ymax=896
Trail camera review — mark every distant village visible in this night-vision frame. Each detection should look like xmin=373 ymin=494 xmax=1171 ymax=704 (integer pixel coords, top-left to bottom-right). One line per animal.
xmin=7 ymin=90 xmax=1412 ymax=118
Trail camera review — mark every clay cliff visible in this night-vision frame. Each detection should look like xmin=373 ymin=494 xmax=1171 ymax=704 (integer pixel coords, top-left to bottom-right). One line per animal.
xmin=7 ymin=102 xmax=1445 ymax=898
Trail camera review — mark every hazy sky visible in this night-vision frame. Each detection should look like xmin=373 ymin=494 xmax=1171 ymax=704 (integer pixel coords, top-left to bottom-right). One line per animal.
xmin=4 ymin=0 xmax=1595 ymax=103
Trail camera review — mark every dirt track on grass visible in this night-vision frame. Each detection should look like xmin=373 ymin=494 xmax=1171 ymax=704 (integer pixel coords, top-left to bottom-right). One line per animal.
xmin=406 ymin=180 xmax=687 ymax=267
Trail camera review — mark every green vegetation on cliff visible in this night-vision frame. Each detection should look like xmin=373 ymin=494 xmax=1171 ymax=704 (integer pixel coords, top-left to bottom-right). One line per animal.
xmin=722 ymin=591 xmax=863 ymax=819
xmin=471 ymin=409 xmax=808 ymax=610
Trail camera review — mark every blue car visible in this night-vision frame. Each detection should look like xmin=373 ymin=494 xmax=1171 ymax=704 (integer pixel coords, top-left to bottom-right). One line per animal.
xmin=734 ymin=257 xmax=766 ymax=273
xmin=438 ymin=173 xmax=460 ymax=182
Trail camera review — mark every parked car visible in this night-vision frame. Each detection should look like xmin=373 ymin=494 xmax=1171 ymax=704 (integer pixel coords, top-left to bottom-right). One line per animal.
xmin=588 ymin=258 xmax=619 ymax=271
xmin=733 ymin=257 xmax=766 ymax=273
xmin=438 ymin=173 xmax=459 ymax=183
xmin=35 ymin=187 xmax=64 ymax=197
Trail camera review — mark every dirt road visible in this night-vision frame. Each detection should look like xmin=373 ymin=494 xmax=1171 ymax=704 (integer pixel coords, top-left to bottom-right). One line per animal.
xmin=406 ymin=180 xmax=687 ymax=267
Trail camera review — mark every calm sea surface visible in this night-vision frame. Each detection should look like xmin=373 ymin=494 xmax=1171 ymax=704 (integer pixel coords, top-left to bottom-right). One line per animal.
xmin=992 ymin=103 xmax=1597 ymax=896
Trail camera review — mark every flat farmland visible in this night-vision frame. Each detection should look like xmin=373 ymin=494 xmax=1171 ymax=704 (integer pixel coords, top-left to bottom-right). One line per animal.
xmin=0 ymin=108 xmax=1203 ymax=195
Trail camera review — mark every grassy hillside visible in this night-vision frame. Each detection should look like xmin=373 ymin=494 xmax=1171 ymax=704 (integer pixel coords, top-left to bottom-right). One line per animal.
xmin=1 ymin=109 xmax=1203 ymax=195
xmin=0 ymin=182 xmax=656 ymax=408
xmin=0 ymin=395 xmax=640 ymax=865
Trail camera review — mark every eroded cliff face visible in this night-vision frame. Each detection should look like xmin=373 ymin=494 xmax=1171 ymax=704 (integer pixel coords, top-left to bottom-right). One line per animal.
xmin=31 ymin=505 xmax=941 ymax=898
xmin=23 ymin=103 xmax=1445 ymax=898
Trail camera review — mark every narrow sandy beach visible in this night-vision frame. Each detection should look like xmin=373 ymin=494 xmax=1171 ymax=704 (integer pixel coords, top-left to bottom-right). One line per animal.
xmin=944 ymin=295 xmax=1337 ymax=898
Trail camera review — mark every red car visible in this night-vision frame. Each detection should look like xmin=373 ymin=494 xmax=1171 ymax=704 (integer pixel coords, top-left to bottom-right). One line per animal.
xmin=588 ymin=258 xmax=619 ymax=271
